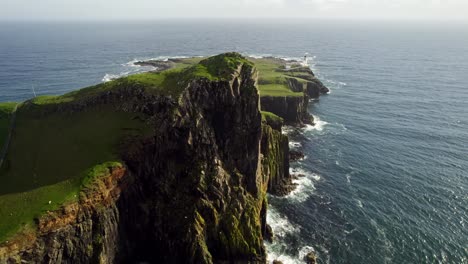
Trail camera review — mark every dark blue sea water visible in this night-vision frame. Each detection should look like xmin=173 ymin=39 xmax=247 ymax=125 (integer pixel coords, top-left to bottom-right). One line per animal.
xmin=1 ymin=20 xmax=467 ymax=263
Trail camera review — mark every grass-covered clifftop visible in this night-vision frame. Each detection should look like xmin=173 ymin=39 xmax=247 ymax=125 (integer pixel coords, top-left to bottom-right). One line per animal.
xmin=0 ymin=54 xmax=316 ymax=244
xmin=0 ymin=53 xmax=314 ymax=264
xmin=0 ymin=53 xmax=279 ymax=263
xmin=251 ymin=58 xmax=306 ymax=97
xmin=0 ymin=104 xmax=149 ymax=241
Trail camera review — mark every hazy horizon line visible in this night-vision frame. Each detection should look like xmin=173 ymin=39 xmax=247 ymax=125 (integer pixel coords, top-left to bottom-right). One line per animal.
xmin=1 ymin=17 xmax=467 ymax=24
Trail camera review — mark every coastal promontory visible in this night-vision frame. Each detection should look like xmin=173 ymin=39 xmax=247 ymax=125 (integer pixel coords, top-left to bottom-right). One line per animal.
xmin=0 ymin=53 xmax=328 ymax=263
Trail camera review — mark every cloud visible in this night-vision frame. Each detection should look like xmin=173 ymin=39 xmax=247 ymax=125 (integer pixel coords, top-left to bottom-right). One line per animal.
xmin=1 ymin=0 xmax=467 ymax=21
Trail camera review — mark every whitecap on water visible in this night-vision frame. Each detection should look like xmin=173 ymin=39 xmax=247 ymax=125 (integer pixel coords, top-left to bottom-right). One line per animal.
xmin=346 ymin=173 xmax=351 ymax=184
xmin=356 ymin=199 xmax=364 ymax=208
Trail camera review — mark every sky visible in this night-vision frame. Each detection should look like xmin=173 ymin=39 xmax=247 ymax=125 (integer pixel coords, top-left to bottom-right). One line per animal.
xmin=1 ymin=0 xmax=468 ymax=21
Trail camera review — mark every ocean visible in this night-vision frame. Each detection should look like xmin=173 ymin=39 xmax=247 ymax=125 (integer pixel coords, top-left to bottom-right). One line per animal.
xmin=0 ymin=20 xmax=467 ymax=263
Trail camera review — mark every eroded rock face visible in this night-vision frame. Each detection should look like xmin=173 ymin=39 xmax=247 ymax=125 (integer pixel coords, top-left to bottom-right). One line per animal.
xmin=0 ymin=59 xmax=273 ymax=264
xmin=260 ymin=96 xmax=313 ymax=126
xmin=306 ymin=78 xmax=329 ymax=99
xmin=118 ymin=62 xmax=267 ymax=263
xmin=0 ymin=166 xmax=128 ymax=264
xmin=0 ymin=54 xmax=305 ymax=264
xmin=261 ymin=124 xmax=295 ymax=197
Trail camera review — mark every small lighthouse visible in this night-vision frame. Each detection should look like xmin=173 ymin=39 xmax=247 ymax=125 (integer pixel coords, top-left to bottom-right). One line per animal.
xmin=303 ymin=52 xmax=309 ymax=66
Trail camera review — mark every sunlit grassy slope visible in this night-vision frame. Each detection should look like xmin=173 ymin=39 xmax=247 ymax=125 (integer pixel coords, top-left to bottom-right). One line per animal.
xmin=0 ymin=105 xmax=149 ymax=242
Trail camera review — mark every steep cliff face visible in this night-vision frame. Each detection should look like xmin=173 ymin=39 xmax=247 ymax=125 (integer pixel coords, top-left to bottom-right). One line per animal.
xmin=0 ymin=54 xmax=274 ymax=264
xmin=260 ymin=95 xmax=313 ymax=125
xmin=261 ymin=124 xmax=293 ymax=196
xmin=118 ymin=61 xmax=267 ymax=263
xmin=0 ymin=165 xmax=127 ymax=264
xmin=257 ymin=64 xmax=328 ymax=126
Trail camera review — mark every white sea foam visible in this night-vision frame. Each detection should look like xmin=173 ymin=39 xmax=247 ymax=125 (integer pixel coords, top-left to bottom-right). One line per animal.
xmin=298 ymin=246 xmax=316 ymax=260
xmin=246 ymin=53 xmax=273 ymax=59
xmin=265 ymin=243 xmax=317 ymax=264
xmin=282 ymin=125 xmax=295 ymax=135
xmin=285 ymin=167 xmax=322 ymax=203
xmin=356 ymin=199 xmax=364 ymax=208
xmin=265 ymin=249 xmax=300 ymax=264
xmin=103 ymin=55 xmax=194 ymax=82
xmin=267 ymin=206 xmax=300 ymax=238
xmin=102 ymin=73 xmax=121 ymax=82
xmin=303 ymin=116 xmax=328 ymax=132
xmin=286 ymin=176 xmax=315 ymax=203
xmin=289 ymin=141 xmax=302 ymax=149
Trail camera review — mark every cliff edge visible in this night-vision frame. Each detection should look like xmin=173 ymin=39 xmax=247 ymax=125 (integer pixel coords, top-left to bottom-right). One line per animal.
xmin=0 ymin=53 xmax=323 ymax=264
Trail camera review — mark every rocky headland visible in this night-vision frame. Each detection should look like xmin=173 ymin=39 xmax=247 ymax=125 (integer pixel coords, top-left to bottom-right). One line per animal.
xmin=0 ymin=53 xmax=328 ymax=264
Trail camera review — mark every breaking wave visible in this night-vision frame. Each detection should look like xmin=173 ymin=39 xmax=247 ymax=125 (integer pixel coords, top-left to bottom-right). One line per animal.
xmin=102 ymin=55 xmax=191 ymax=82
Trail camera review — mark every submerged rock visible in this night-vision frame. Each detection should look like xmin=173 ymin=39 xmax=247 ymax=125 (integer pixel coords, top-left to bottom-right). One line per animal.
xmin=264 ymin=224 xmax=274 ymax=243
xmin=290 ymin=150 xmax=305 ymax=162
xmin=304 ymin=252 xmax=317 ymax=264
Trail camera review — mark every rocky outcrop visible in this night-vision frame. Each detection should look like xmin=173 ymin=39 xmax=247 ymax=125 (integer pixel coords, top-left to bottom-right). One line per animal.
xmin=0 ymin=165 xmax=128 ymax=264
xmin=304 ymin=252 xmax=317 ymax=264
xmin=259 ymin=64 xmax=328 ymax=126
xmin=260 ymin=96 xmax=313 ymax=125
xmin=261 ymin=124 xmax=295 ymax=196
xmin=0 ymin=55 xmax=275 ymax=264
xmin=282 ymin=68 xmax=329 ymax=99
xmin=117 ymin=62 xmax=267 ymax=263
xmin=0 ymin=53 xmax=307 ymax=264
xmin=290 ymin=150 xmax=305 ymax=162
xmin=306 ymin=78 xmax=329 ymax=99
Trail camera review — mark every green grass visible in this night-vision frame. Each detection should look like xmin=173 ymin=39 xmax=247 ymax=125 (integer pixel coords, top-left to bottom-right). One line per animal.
xmin=0 ymin=105 xmax=150 ymax=242
xmin=31 ymin=53 xmax=251 ymax=105
xmin=249 ymin=58 xmax=308 ymax=98
xmin=199 ymin=52 xmax=253 ymax=80
xmin=257 ymin=84 xmax=303 ymax=97
xmin=0 ymin=102 xmax=17 ymax=150
xmin=0 ymin=52 xmax=258 ymax=243
xmin=171 ymin=57 xmax=204 ymax=69
xmin=261 ymin=111 xmax=283 ymax=124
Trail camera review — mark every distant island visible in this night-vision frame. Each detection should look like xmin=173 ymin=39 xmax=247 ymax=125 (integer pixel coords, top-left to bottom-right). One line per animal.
xmin=0 ymin=53 xmax=328 ymax=264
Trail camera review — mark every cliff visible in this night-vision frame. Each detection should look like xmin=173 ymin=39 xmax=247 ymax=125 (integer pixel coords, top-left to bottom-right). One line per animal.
xmin=252 ymin=58 xmax=329 ymax=126
xmin=0 ymin=53 xmax=288 ymax=264
xmin=0 ymin=53 xmax=323 ymax=264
